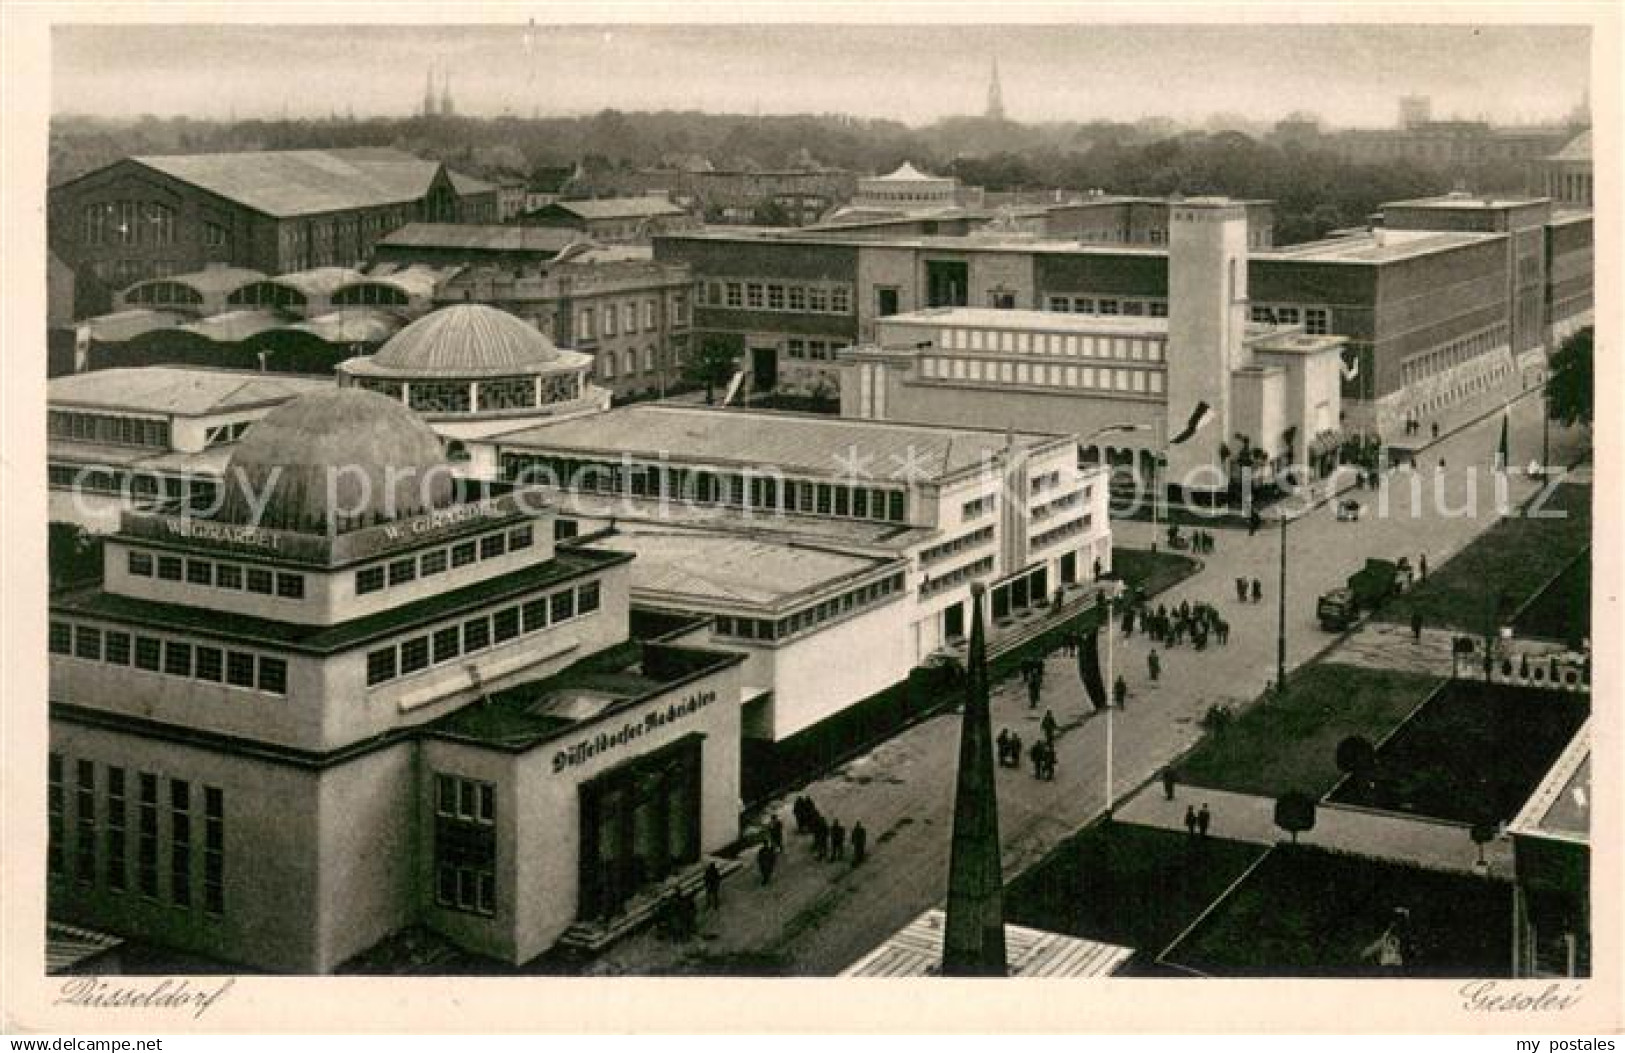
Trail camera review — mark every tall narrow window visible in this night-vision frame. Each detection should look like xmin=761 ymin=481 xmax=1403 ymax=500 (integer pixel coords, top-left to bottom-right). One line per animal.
xmin=106 ymin=767 xmax=127 ymax=892
xmin=137 ymin=773 xmax=159 ymax=898
xmin=170 ymin=779 xmax=191 ymax=908
xmin=75 ymin=760 xmax=96 ymax=884
xmin=203 ymin=787 xmax=224 ymax=916
xmin=48 ymin=753 xmax=64 ymax=877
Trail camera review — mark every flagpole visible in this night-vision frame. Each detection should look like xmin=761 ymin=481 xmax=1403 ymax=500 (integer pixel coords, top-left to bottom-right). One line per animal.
xmin=1105 ymin=588 xmax=1116 ymax=819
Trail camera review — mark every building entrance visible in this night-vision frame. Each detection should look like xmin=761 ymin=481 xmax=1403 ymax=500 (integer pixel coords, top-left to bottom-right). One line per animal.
xmin=577 ymin=736 xmax=703 ymax=921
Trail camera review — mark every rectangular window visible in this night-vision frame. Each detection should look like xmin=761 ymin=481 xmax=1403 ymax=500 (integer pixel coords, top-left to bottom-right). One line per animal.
xmin=522 ymin=598 xmax=549 ymax=633
xmin=356 ymin=566 xmax=386 ymax=595
xmin=50 ymin=622 xmax=72 ymax=655
xmin=105 ymin=631 xmax=131 ymax=666
xmin=389 ymin=558 xmax=417 ymax=587
xmin=246 ymin=568 xmax=273 ymax=594
xmin=106 ymin=766 xmax=127 ymax=892
xmin=215 ymin=563 xmax=243 ymax=590
xmin=603 ymin=304 xmax=617 ymax=336
xmin=136 ymin=772 xmax=159 ymax=898
xmin=135 ymin=636 xmax=161 ymax=671
xmin=275 ymin=573 xmax=304 ymax=599
xmin=433 ymin=625 xmax=461 ymax=664
xmin=493 ymin=607 xmax=521 ymax=643
xmin=74 ymin=625 xmax=102 ymax=661
xmin=75 ymin=760 xmax=96 ymax=883
xmin=420 ymin=549 xmax=448 ymax=576
xmin=463 ymin=617 xmax=491 ymax=653
xmin=767 ymin=285 xmax=785 ymax=310
xmin=1305 ymin=308 xmax=1330 ymax=335
xmin=746 ymin=284 xmax=764 ymax=309
xmin=163 ymin=641 xmax=192 ymax=677
xmin=157 ymin=556 xmax=183 ymax=581
xmin=508 ymin=525 xmax=534 ymax=551
xmin=831 ymin=286 xmax=851 ymax=313
xmin=725 ymin=282 xmax=743 ymax=308
xmin=623 ymin=303 xmax=637 ymax=332
xmin=452 ymin=541 xmax=477 ymax=568
xmin=256 ymin=657 xmax=287 ymax=695
xmin=433 ymin=775 xmax=497 ymax=916
xmin=550 ymin=589 xmax=576 ymax=623
xmin=578 ymin=580 xmax=601 ymax=614
xmin=170 ymin=779 xmax=191 ymax=908
xmin=480 ymin=533 xmax=507 ymax=560
xmin=186 ymin=559 xmax=214 ymax=586
xmin=400 ymin=636 xmax=430 ymax=674
xmin=366 ymin=647 xmax=398 ymax=686
xmin=225 ymin=651 xmax=255 ymax=688
xmin=128 ymin=551 xmax=154 ymax=577
xmin=203 ymin=787 xmax=223 ymax=915
xmin=194 ymin=646 xmax=223 ymax=683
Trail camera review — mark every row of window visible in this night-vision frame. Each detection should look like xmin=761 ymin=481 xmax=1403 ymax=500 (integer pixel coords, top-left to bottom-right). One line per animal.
xmin=355 ymin=524 xmax=533 ymax=596
xmin=433 ymin=773 xmax=497 ymax=916
xmin=48 ymin=755 xmax=224 ymax=916
xmin=1031 ymin=513 xmax=1093 ymax=551
xmin=711 ymin=572 xmax=906 ymax=644
xmin=92 ymin=259 xmax=178 ymax=289
xmin=920 ymin=556 xmax=996 ymax=599
xmin=919 ymin=524 xmax=995 ymax=567
xmin=500 ymin=454 xmax=911 ymax=524
xmin=961 ymin=494 xmax=996 ymax=521
xmin=47 ymin=465 xmax=203 ymax=501
xmin=1409 ymin=361 xmax=1514 ymax=419
xmin=576 ymin=298 xmax=663 ymax=341
xmin=203 ymin=420 xmax=253 ymax=448
xmin=1045 ymin=296 xmax=1169 ymax=319
xmin=128 ymin=550 xmax=305 ymax=600
xmin=124 ymin=280 xmax=203 ymax=307
xmin=921 ymin=356 xmax=1165 ymax=395
xmin=364 ymin=579 xmax=601 ymax=687
xmin=48 ymin=411 xmax=171 ymax=450
xmin=700 ymin=280 xmax=854 ymax=316
xmin=937 ymin=325 xmax=1168 ymax=362
xmin=1400 ymin=324 xmax=1509 ymax=388
xmin=784 ymin=338 xmax=845 ymax=362
xmin=599 ymin=346 xmax=662 ymax=380
xmin=352 ymin=374 xmax=585 ymax=413
xmin=81 ymin=202 xmax=175 ymax=247
xmin=1030 ymin=490 xmax=1083 ymax=523
xmin=1030 ymin=470 xmax=1063 ymax=495
xmin=1250 ymin=304 xmax=1331 ymax=336
xmin=50 ymin=620 xmax=289 ymax=695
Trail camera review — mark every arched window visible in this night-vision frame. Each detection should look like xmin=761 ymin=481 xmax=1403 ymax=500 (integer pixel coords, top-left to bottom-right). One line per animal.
xmin=126 ymin=280 xmax=202 ymax=307
xmin=228 ymin=282 xmax=306 ymax=309
xmin=331 ymin=283 xmax=408 ymax=307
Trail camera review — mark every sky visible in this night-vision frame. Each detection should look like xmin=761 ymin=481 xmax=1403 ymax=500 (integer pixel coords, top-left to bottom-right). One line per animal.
xmin=51 ymin=21 xmax=1592 ymax=127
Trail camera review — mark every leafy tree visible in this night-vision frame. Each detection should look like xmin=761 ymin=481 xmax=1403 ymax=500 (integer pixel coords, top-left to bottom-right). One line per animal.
xmin=1274 ymin=791 xmax=1317 ymax=845
xmin=750 ymin=198 xmax=792 ymax=226
xmin=1548 ymin=326 xmax=1593 ymax=427
xmin=1470 ymin=821 xmax=1497 ymax=867
xmin=1335 ymin=735 xmax=1377 ymax=790
xmin=684 ymin=336 xmax=740 ymax=405
xmin=49 ymin=522 xmax=102 ymax=591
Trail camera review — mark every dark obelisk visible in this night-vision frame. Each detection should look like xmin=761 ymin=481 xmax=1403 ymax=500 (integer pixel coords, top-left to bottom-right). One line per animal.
xmin=941 ymin=581 xmax=1008 ymax=976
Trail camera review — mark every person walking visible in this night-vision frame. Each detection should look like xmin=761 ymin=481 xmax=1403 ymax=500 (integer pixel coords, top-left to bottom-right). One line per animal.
xmin=1411 ymin=610 xmax=1424 ymax=642
xmin=1197 ymin=803 xmax=1212 ymax=839
xmin=1041 ymin=709 xmax=1058 ymax=745
xmin=1009 ymin=731 xmax=1023 ymax=771
xmin=757 ymin=841 xmax=778 ymax=885
xmin=1419 ymin=553 xmax=1428 ymax=581
xmin=1236 ymin=577 xmax=1248 ymax=603
xmin=703 ymin=861 xmax=722 ymax=911
xmin=1431 ymin=421 xmax=1440 ymax=440
xmin=1026 ymin=672 xmax=1041 ymax=710
xmin=1216 ymin=618 xmax=1229 ymax=645
xmin=1043 ymin=741 xmax=1059 ymax=780
xmin=769 ymin=813 xmax=785 ymax=852
xmin=1251 ymin=578 xmax=1263 ymax=604
xmin=811 ymin=813 xmax=829 ymax=860
xmin=1162 ymin=766 xmax=1178 ymax=801
xmin=828 ymin=819 xmax=846 ymax=862
xmin=996 ymin=728 xmax=1012 ymax=767
xmin=793 ymin=796 xmax=810 ymax=834
xmin=1249 ymin=509 xmax=1262 ymax=536
xmin=851 ymin=821 xmax=868 ymax=866
xmin=1029 ymin=739 xmax=1046 ymax=779
xmin=1148 ymin=649 xmax=1161 ymax=682
xmin=1113 ymin=675 xmax=1128 ymax=710
xmin=1184 ymin=805 xmax=1199 ymax=838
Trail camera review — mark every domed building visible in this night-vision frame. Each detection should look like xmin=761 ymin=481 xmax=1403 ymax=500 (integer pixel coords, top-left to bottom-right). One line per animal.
xmin=337 ymin=304 xmax=609 ymax=449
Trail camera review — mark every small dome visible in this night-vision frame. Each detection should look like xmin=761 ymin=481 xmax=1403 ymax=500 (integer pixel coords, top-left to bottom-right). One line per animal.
xmin=371 ymin=304 xmax=560 ymax=375
xmin=218 ymin=389 xmax=455 ymax=532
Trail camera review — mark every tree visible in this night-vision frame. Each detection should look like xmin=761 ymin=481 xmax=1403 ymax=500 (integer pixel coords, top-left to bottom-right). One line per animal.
xmin=1548 ymin=326 xmax=1593 ymax=427
xmin=1470 ymin=821 xmax=1497 ymax=867
xmin=684 ymin=336 xmax=740 ymax=405
xmin=750 ymin=198 xmax=792 ymax=226
xmin=1274 ymin=791 xmax=1317 ymax=845
xmin=1335 ymin=735 xmax=1377 ymax=791
xmin=49 ymin=522 xmax=102 ymax=591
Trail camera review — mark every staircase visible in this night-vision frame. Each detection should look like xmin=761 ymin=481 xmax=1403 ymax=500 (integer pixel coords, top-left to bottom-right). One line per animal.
xmin=556 ymin=855 xmax=743 ymax=956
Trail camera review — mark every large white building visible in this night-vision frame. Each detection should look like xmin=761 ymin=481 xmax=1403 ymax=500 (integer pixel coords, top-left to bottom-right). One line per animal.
xmin=48 ymin=388 xmax=744 ymax=971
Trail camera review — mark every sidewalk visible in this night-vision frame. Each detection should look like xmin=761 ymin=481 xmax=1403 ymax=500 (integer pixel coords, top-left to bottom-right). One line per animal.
xmin=1115 ymin=783 xmax=1514 ymax=876
xmin=1337 ymin=622 xmax=1578 ymax=679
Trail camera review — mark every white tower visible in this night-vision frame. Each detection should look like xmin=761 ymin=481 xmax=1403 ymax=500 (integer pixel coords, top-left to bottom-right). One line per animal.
xmin=1165 ymin=198 xmax=1250 ymax=501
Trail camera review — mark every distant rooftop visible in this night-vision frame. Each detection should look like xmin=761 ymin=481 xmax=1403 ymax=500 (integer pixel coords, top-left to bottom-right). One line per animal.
xmin=1383 ymin=192 xmax=1551 ymax=210
xmin=881 ymin=306 xmax=1169 ymax=336
xmin=1259 ymin=228 xmax=1503 ymax=264
xmin=544 ymin=196 xmax=688 ymax=221
xmin=48 ymin=366 xmax=330 ymax=417
xmin=491 ymin=403 xmax=1070 ymax=483
xmin=841 ymin=909 xmax=1133 ymax=978
xmin=379 ymin=223 xmax=584 ymax=254
xmin=1510 ymin=719 xmax=1590 ymax=845
xmin=1550 ymin=129 xmax=1592 ymax=163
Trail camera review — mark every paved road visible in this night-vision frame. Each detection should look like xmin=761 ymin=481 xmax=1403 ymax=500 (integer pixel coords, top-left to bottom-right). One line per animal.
xmin=584 ymin=395 xmax=1589 ymax=976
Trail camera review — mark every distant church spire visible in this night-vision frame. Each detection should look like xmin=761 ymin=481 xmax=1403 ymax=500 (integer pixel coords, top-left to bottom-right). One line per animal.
xmin=941 ymin=582 xmax=1007 ymax=977
xmin=423 ymin=68 xmax=438 ymax=118
xmin=986 ymin=57 xmax=1006 ymax=122
xmin=440 ymin=70 xmax=455 ymax=117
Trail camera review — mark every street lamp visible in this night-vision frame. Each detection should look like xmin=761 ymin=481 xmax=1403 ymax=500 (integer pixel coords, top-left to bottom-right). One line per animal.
xmin=1275 ymin=507 xmax=1292 ymax=697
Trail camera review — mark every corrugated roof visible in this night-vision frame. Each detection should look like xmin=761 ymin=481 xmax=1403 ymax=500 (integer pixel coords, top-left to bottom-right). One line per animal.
xmin=49 ymin=366 xmax=330 ymax=417
xmin=180 ymin=309 xmax=288 ymax=342
xmin=287 ymin=307 xmax=407 ymax=344
xmin=131 ymin=148 xmax=479 ymax=219
xmin=127 ymin=266 xmax=265 ymax=298
xmin=595 ymin=531 xmax=894 ymax=608
xmin=379 ymin=222 xmax=582 ymax=254
xmin=493 ymin=404 xmax=1065 ymax=482
xmin=82 ymin=308 xmax=191 ymax=342
xmin=266 ymin=266 xmax=367 ymax=298
xmin=368 ymin=304 xmax=560 ymax=374
xmin=549 ymin=196 xmax=687 ymax=220
xmin=841 ymin=909 xmax=1133 ymax=977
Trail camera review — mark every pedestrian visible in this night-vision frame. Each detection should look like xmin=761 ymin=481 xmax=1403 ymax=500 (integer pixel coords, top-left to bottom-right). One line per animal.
xmin=793 ymin=796 xmax=809 ymax=834
xmin=1411 ymin=610 xmax=1424 ymax=641
xmin=1216 ymin=618 xmax=1229 ymax=645
xmin=1431 ymin=421 xmax=1439 ymax=440
xmin=851 ymin=821 xmax=868 ymax=865
xmin=1147 ymin=649 xmax=1161 ymax=682
xmin=1043 ymin=741 xmax=1059 ymax=780
xmin=1123 ymin=607 xmax=1136 ymax=637
xmin=1029 ymin=740 xmax=1045 ymax=779
xmin=997 ymin=728 xmax=1012 ymax=767
xmin=1251 ymin=578 xmax=1262 ymax=603
xmin=757 ymin=841 xmax=778 ymax=885
xmin=704 ymin=861 xmax=722 ymax=910
xmin=828 ymin=819 xmax=846 ymax=861
xmin=1113 ymin=675 xmax=1128 ymax=709
xmin=1009 ymin=731 xmax=1023 ymax=770
xmin=769 ymin=813 xmax=785 ymax=852
xmin=811 ymin=813 xmax=829 ymax=860
xmin=1236 ymin=576 xmax=1248 ymax=603
xmin=1041 ymin=709 xmax=1058 ymax=744
xmin=1249 ymin=509 xmax=1262 ymax=537
xmin=1026 ymin=673 xmax=1041 ymax=710
xmin=1184 ymin=805 xmax=1198 ymax=837
xmin=1093 ymin=557 xmax=1103 ymax=581
xmin=1162 ymin=766 xmax=1178 ymax=800
xmin=1419 ymin=553 xmax=1428 ymax=581
xmin=1197 ymin=803 xmax=1212 ymax=838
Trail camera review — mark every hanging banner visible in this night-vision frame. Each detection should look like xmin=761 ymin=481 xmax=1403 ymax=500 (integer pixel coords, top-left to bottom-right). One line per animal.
xmin=1077 ymin=629 xmax=1109 ymax=711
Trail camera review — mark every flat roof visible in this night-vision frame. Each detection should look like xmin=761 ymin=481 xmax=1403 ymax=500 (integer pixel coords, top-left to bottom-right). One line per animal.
xmin=1258 ymin=228 xmax=1502 ymax=264
xmin=593 ymin=530 xmax=899 ymax=609
xmin=1510 ymin=719 xmax=1590 ymax=845
xmin=491 ymin=404 xmax=1070 ymax=483
xmin=1383 ymin=193 xmax=1551 ymax=210
xmin=49 ymin=367 xmax=331 ymax=417
xmin=659 ymin=228 xmax=1168 ymax=256
xmin=379 ymin=223 xmax=583 ymax=254
xmin=544 ymin=196 xmax=687 ymax=220
xmin=552 ymin=495 xmax=943 ymax=554
xmin=841 ymin=909 xmax=1133 ymax=978
xmin=881 ymin=306 xmax=1168 ymax=336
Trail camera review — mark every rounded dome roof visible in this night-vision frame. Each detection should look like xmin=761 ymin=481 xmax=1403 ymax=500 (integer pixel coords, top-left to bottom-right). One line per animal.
xmin=370 ymin=304 xmax=561 ymax=375
xmin=218 ymin=388 xmax=455 ymax=532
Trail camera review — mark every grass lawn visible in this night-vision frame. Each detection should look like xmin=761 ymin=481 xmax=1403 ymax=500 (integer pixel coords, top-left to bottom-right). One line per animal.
xmin=1329 ymin=679 xmax=1590 ymax=824
xmin=1380 ymin=482 xmax=1591 ymax=632
xmin=1164 ymin=845 xmax=1512 ymax=977
xmin=1512 ymin=550 xmax=1591 ymax=647
xmin=1003 ymin=821 xmax=1266 ymax=964
xmin=1112 ymin=546 xmax=1201 ymax=599
xmin=1176 ymin=663 xmax=1442 ymax=799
